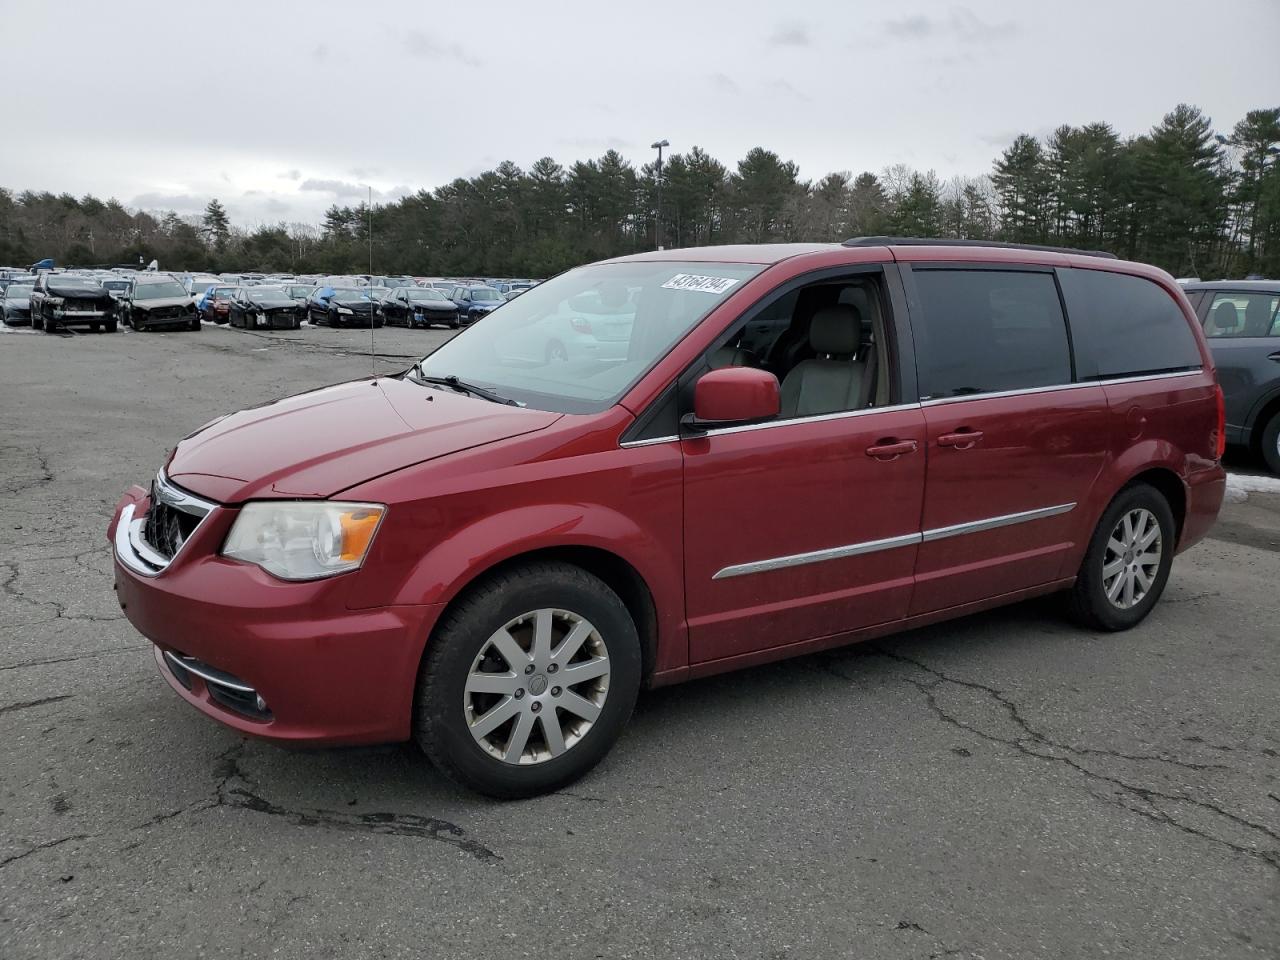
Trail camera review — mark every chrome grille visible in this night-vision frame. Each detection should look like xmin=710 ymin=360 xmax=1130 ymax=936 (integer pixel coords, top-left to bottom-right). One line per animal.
xmin=121 ymin=472 xmax=216 ymax=575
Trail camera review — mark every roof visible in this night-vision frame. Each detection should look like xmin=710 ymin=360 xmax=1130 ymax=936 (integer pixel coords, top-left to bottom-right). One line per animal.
xmin=610 ymin=243 xmax=838 ymax=265
xmin=1181 ymin=279 xmax=1280 ymax=292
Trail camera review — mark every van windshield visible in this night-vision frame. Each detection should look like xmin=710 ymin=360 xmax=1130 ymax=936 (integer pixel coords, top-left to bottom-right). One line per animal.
xmin=411 ymin=260 xmax=763 ymax=413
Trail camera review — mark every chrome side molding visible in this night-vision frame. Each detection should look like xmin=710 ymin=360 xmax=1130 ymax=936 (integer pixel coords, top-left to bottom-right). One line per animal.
xmin=920 ymin=503 xmax=1076 ymax=542
xmin=712 ymin=532 xmax=923 ymax=580
xmin=712 ymin=502 xmax=1077 ymax=580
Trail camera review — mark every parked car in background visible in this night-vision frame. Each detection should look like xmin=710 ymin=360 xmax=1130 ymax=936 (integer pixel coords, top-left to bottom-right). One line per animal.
xmin=309 ymin=286 xmax=382 ymax=327
xmin=448 ymin=284 xmax=504 ymax=325
xmin=30 ymin=273 xmax=116 ymax=332
xmin=108 ymin=239 xmax=1225 ymax=798
xmin=1183 ymin=279 xmax=1280 ymax=473
xmin=118 ymin=277 xmax=201 ymax=332
xmin=381 ymin=286 xmax=461 ymax=329
xmin=281 ymin=283 xmax=315 ymax=309
xmin=1 ymin=281 xmax=34 ymax=325
xmin=184 ymin=275 xmax=221 ymax=301
xmin=227 ymin=285 xmax=304 ymax=330
xmin=100 ymin=278 xmax=131 ymax=302
xmin=197 ymin=285 xmax=237 ymax=323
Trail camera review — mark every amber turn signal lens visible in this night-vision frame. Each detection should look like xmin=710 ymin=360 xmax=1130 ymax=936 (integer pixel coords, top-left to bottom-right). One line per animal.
xmin=340 ymin=509 xmax=383 ymax=562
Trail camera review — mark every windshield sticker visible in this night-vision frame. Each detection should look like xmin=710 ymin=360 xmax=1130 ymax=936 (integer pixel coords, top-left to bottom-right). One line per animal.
xmin=661 ymin=274 xmax=741 ymax=295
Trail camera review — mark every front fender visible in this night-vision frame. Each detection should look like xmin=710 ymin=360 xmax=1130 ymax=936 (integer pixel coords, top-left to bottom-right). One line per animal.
xmin=387 ymin=503 xmax=676 ymax=610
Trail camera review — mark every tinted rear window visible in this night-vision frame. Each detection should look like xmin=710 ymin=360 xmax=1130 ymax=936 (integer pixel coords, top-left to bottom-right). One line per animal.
xmin=1058 ymin=268 xmax=1202 ymax=379
xmin=910 ymin=269 xmax=1072 ymax=400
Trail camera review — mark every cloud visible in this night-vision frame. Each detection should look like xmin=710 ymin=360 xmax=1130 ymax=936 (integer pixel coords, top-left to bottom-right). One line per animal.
xmin=130 ymin=192 xmax=209 ymax=213
xmin=556 ymin=136 xmax=636 ymax=151
xmin=401 ymin=30 xmax=481 ymax=67
xmin=313 ymin=43 xmax=330 ymax=60
xmin=768 ymin=21 xmax=810 ymax=47
xmin=884 ymin=14 xmax=933 ymax=38
xmin=299 ymin=178 xmax=371 ymax=199
xmin=767 ymin=79 xmax=812 ymax=102
xmin=709 ymin=72 xmax=740 ymax=94
xmin=279 ymin=169 xmax=301 ymax=181
xmin=298 ymin=179 xmax=408 ymax=203
xmin=884 ymin=7 xmax=1018 ymax=44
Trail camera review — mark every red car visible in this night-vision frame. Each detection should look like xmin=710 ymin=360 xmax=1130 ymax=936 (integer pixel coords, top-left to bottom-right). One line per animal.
xmin=109 ymin=239 xmax=1226 ymax=798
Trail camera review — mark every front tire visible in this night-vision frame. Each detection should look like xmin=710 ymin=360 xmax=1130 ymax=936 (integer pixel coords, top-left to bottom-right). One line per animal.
xmin=1260 ymin=412 xmax=1280 ymax=475
xmin=1068 ymin=483 xmax=1175 ymax=631
xmin=415 ymin=562 xmax=641 ymax=799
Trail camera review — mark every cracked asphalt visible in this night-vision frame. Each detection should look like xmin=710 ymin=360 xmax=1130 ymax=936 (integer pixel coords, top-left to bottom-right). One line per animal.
xmin=1 ymin=322 xmax=1278 ymax=959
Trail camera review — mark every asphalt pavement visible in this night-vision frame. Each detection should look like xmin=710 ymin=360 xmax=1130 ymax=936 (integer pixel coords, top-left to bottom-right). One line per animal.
xmin=1 ymin=321 xmax=1277 ymax=960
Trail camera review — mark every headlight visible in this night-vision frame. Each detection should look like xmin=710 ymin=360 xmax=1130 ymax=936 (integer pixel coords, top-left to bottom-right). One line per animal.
xmin=337 ymin=306 xmax=353 ymax=315
xmin=222 ymin=501 xmax=386 ymax=581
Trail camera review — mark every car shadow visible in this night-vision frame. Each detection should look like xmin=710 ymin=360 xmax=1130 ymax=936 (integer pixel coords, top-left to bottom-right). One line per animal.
xmin=210 ymin=595 xmax=1076 ymax=810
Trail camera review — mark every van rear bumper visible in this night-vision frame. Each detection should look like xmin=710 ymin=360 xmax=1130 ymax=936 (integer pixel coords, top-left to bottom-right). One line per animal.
xmin=1179 ymin=465 xmax=1226 ymax=553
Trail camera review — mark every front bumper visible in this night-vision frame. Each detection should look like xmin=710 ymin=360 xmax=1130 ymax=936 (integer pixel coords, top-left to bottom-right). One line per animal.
xmin=133 ymin=314 xmax=195 ymax=329
xmin=109 ymin=486 xmax=441 ymax=745
xmin=51 ymin=309 xmax=110 ymax=326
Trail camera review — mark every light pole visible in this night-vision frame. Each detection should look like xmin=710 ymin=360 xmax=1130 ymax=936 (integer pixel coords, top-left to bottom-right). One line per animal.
xmin=651 ymin=139 xmax=669 ymax=250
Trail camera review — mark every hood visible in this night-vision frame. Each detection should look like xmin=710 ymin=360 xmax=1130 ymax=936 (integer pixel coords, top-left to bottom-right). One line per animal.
xmin=166 ymin=376 xmax=562 ymax=501
xmin=47 ymin=280 xmax=112 ymax=301
xmin=134 ymin=296 xmax=193 ymax=311
xmin=332 ymin=295 xmax=375 ymax=308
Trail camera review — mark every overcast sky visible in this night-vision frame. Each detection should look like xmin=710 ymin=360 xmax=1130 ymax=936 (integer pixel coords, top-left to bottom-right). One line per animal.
xmin=3 ymin=0 xmax=1277 ymax=226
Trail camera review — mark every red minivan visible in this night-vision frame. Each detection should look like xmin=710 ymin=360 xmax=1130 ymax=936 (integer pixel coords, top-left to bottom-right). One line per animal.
xmin=109 ymin=239 xmax=1226 ymax=797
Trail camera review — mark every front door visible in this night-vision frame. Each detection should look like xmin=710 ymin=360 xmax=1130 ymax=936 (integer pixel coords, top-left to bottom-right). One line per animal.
xmin=682 ymin=267 xmax=926 ymax=665
xmin=683 ymin=408 xmax=927 ymax=663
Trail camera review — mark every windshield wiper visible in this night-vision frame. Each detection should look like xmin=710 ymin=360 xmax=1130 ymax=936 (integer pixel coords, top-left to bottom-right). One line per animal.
xmin=408 ymin=364 xmax=522 ymax=406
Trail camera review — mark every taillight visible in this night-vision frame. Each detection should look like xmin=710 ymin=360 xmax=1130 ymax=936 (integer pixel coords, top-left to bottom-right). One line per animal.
xmin=570 ymin=317 xmax=593 ymax=335
xmin=1213 ymin=383 xmax=1226 ymax=460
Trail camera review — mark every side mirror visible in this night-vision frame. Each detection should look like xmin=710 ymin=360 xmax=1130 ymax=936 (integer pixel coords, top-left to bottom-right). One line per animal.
xmin=683 ymin=367 xmax=780 ymax=432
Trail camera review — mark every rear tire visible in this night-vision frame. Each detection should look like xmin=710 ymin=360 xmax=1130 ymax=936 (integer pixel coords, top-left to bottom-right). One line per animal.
xmin=106 ymin=318 xmax=118 ymax=333
xmin=43 ymin=314 xmax=58 ymax=333
xmin=1068 ymin=483 xmax=1175 ymax=631
xmin=414 ymin=561 xmax=641 ymax=799
xmin=1261 ymin=412 xmax=1280 ymax=475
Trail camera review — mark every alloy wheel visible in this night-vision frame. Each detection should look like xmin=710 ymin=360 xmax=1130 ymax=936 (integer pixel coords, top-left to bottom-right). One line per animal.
xmin=1102 ymin=508 xmax=1162 ymax=609
xmin=463 ymin=608 xmax=611 ymax=765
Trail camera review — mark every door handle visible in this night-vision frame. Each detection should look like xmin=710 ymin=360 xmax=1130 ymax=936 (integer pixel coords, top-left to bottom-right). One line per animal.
xmin=865 ymin=439 xmax=918 ymax=460
xmin=1267 ymin=351 xmax=1280 ymax=363
xmin=937 ymin=429 xmax=983 ymax=450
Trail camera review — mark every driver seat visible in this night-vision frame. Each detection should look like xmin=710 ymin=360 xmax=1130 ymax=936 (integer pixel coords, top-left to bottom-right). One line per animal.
xmin=779 ymin=304 xmax=866 ymax=418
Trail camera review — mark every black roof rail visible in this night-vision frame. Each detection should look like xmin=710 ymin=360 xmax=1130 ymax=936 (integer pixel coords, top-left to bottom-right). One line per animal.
xmin=842 ymin=236 xmax=1118 ymax=260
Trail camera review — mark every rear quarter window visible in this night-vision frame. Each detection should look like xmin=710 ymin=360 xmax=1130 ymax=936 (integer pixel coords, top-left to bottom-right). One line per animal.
xmin=1058 ymin=268 xmax=1202 ymax=379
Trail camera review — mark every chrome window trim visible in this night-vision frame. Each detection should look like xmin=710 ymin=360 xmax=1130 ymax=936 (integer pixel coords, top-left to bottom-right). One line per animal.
xmin=620 ymin=369 xmax=1205 ymax=448
xmin=712 ymin=502 xmax=1076 ymax=580
xmin=701 ymin=402 xmax=923 ymax=438
xmin=919 ymin=369 xmax=1203 ymax=406
xmin=619 ymin=435 xmax=680 ymax=449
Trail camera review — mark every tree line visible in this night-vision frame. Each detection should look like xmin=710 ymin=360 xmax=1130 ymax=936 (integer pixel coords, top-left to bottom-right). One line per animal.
xmin=1 ymin=103 xmax=1276 ymax=280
